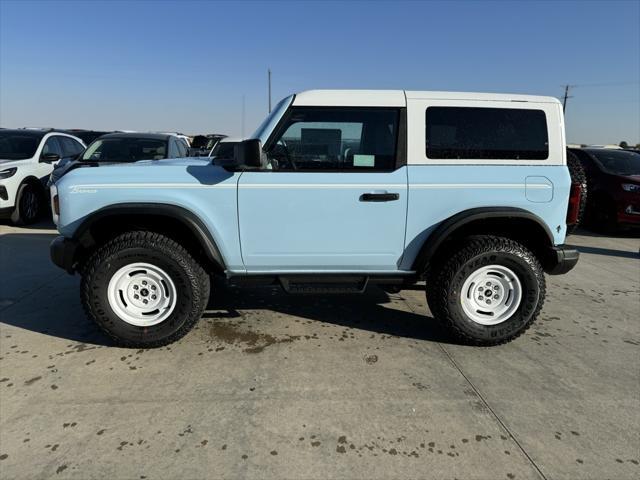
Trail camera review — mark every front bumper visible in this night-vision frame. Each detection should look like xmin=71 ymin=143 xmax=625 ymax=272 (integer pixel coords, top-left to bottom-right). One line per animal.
xmin=546 ymin=245 xmax=579 ymax=275
xmin=50 ymin=236 xmax=79 ymax=273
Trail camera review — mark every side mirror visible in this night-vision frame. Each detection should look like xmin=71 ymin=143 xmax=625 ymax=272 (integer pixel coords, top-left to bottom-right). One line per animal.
xmin=237 ymin=139 xmax=263 ymax=168
xmin=41 ymin=153 xmax=61 ymax=163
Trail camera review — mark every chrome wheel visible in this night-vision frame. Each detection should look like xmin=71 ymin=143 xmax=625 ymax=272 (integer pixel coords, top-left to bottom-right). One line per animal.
xmin=460 ymin=265 xmax=522 ymax=325
xmin=107 ymin=262 xmax=177 ymax=327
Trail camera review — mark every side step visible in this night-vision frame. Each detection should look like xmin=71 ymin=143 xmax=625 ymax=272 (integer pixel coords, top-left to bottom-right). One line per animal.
xmin=279 ymin=276 xmax=368 ymax=294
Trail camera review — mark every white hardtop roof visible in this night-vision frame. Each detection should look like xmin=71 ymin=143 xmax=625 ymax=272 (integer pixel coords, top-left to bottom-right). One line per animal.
xmin=293 ymin=89 xmax=560 ymax=107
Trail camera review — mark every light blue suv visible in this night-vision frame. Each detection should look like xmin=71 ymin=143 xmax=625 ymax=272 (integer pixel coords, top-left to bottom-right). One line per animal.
xmin=50 ymin=90 xmax=579 ymax=348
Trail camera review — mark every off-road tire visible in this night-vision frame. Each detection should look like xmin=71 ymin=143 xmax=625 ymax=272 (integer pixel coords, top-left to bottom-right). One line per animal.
xmin=566 ymin=149 xmax=588 ymax=235
xmin=81 ymin=231 xmax=210 ymax=348
xmin=11 ymin=183 xmax=42 ymax=225
xmin=426 ymin=236 xmax=545 ymax=346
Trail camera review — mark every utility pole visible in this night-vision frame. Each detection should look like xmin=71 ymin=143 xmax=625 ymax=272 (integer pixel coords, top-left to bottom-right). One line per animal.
xmin=562 ymin=84 xmax=574 ymax=112
xmin=268 ymin=68 xmax=272 ymax=113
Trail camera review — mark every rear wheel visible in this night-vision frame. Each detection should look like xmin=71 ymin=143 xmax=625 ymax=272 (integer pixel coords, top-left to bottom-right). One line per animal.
xmin=426 ymin=236 xmax=545 ymax=346
xmin=11 ymin=183 xmax=41 ymax=225
xmin=81 ymin=231 xmax=210 ymax=348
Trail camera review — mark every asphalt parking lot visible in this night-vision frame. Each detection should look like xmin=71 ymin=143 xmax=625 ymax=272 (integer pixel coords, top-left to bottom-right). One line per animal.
xmin=0 ymin=221 xmax=638 ymax=480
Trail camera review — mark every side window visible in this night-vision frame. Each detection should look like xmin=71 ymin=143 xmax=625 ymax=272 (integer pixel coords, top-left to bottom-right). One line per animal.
xmin=41 ymin=136 xmax=63 ymax=157
xmin=59 ymin=137 xmax=84 ymax=158
xmin=266 ymin=107 xmax=400 ymax=171
xmin=425 ymin=107 xmax=549 ymax=160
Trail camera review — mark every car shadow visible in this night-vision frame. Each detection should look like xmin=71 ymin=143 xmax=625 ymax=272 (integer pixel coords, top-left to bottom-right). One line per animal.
xmin=201 ymin=281 xmax=458 ymax=345
xmin=0 ymin=230 xmax=457 ymax=347
xmin=566 ymin=244 xmax=640 ymax=260
xmin=0 ymin=218 xmax=56 ymax=230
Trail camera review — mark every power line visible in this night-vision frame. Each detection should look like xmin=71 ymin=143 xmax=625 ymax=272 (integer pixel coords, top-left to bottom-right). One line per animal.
xmin=573 ymin=80 xmax=640 ymax=88
xmin=561 ymin=80 xmax=639 ymax=112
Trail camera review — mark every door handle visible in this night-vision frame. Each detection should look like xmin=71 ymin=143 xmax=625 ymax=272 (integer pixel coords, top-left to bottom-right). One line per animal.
xmin=360 ymin=192 xmax=400 ymax=202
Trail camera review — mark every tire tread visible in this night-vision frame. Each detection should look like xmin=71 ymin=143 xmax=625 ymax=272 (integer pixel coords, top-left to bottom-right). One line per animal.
xmin=80 ymin=230 xmax=209 ymax=348
xmin=427 ymin=235 xmax=546 ymax=346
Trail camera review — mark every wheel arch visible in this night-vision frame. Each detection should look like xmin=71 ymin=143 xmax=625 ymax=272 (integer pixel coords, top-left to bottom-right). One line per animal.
xmin=412 ymin=207 xmax=556 ymax=274
xmin=18 ymin=175 xmax=46 ymax=193
xmin=72 ymin=203 xmax=226 ymax=273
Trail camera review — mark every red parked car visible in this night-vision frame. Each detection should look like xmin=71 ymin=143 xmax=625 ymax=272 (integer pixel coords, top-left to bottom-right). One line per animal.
xmin=570 ymin=148 xmax=640 ymax=231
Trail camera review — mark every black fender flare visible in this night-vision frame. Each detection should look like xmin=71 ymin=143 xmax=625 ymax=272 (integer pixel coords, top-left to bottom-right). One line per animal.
xmin=73 ymin=203 xmax=226 ymax=271
xmin=411 ymin=207 xmax=555 ymax=272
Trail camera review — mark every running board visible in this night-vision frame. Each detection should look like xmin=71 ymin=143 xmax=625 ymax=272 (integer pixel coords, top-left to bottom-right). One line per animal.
xmin=279 ymin=276 xmax=368 ymax=294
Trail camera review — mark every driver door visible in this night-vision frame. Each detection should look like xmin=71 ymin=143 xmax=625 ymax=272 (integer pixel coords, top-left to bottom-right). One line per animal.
xmin=237 ymin=106 xmax=408 ymax=272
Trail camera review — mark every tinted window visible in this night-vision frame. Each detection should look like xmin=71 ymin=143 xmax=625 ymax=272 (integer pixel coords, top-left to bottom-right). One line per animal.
xmin=426 ymin=107 xmax=548 ymax=160
xmin=588 ymin=149 xmax=640 ymax=176
xmin=59 ymin=137 xmax=84 ymax=157
xmin=81 ymin=138 xmax=167 ymax=162
xmin=0 ymin=132 xmax=44 ymax=160
xmin=267 ymin=107 xmax=399 ymax=171
xmin=42 ymin=137 xmax=63 ymax=157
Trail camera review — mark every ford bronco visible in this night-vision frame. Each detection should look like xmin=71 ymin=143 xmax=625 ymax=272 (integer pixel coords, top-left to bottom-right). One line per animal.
xmin=50 ymin=90 xmax=579 ymax=348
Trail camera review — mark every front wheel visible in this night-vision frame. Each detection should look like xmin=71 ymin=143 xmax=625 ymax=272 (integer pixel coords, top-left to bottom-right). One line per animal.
xmin=427 ymin=236 xmax=545 ymax=346
xmin=81 ymin=231 xmax=210 ymax=348
xmin=11 ymin=183 xmax=42 ymax=225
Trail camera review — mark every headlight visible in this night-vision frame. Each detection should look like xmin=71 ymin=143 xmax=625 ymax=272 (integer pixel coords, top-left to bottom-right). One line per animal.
xmin=0 ymin=167 xmax=17 ymax=180
xmin=621 ymin=183 xmax=640 ymax=192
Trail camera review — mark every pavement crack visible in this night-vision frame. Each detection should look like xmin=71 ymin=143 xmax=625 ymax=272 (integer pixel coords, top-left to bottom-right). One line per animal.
xmin=399 ymin=293 xmax=548 ymax=480
xmin=437 ymin=343 xmax=548 ymax=480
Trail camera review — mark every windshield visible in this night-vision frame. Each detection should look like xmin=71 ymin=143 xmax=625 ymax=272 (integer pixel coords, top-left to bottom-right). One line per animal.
xmin=81 ymin=138 xmax=168 ymax=162
xmin=589 ymin=150 xmax=640 ymax=176
xmin=251 ymin=95 xmax=294 ymax=143
xmin=0 ymin=132 xmax=43 ymax=160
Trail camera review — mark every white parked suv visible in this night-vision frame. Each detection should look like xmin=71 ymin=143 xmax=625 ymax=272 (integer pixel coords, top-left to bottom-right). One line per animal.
xmin=0 ymin=129 xmax=85 ymax=224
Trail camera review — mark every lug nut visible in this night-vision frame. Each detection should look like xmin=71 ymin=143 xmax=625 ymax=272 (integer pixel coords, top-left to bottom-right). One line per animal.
xmin=486 ymin=281 xmax=491 ymax=286
xmin=143 ymin=299 xmax=148 ymax=304
xmin=478 ymin=296 xmax=484 ymax=301
xmin=494 ymin=295 xmax=499 ymax=300
xmin=151 ymin=295 xmax=157 ymax=300
xmin=151 ymin=285 xmax=156 ymax=290
xmin=134 ymin=294 xmax=139 ymax=299
xmin=493 ymin=285 xmax=499 ymax=290
xmin=133 ymin=285 xmax=139 ymax=290
xmin=142 ymin=280 xmax=147 ymax=285
xmin=486 ymin=299 xmax=492 ymax=305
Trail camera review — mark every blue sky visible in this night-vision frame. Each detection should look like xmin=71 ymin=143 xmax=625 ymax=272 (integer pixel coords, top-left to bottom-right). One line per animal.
xmin=1 ymin=0 xmax=638 ymax=144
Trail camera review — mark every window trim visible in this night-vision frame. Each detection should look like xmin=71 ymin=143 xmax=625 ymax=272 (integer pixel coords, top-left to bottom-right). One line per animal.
xmin=425 ymin=106 xmax=549 ymax=161
xmin=261 ymin=106 xmax=406 ymax=173
xmin=406 ymin=99 xmax=563 ymax=166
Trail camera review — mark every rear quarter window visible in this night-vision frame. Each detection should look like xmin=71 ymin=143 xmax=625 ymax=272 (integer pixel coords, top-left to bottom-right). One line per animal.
xmin=426 ymin=107 xmax=549 ymax=160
